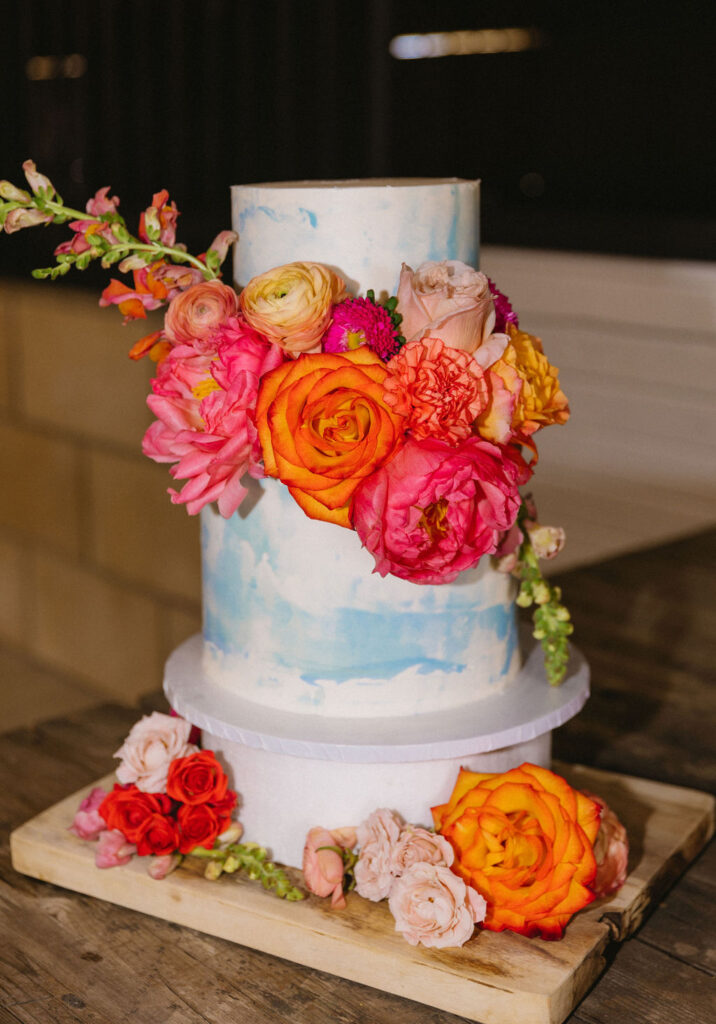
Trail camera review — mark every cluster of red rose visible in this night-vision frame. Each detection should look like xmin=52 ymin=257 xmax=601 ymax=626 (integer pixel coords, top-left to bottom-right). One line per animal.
xmin=98 ymin=750 xmax=237 ymax=856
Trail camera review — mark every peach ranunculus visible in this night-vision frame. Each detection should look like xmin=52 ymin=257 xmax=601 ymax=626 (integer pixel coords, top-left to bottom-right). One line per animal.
xmin=255 ymin=347 xmax=407 ymax=527
xmin=384 ymin=337 xmax=490 ymax=445
xmin=354 ymin=808 xmax=403 ymax=902
xmin=164 ymin=279 xmax=239 ymax=350
xmin=478 ymin=325 xmax=569 ymax=443
xmin=389 ymin=862 xmax=487 ymax=948
xmin=396 ymin=260 xmax=507 ymax=368
xmin=585 ymin=791 xmax=629 ymax=898
xmin=113 ymin=711 xmax=198 ymax=793
xmin=432 ymin=763 xmax=601 ymax=939
xmin=239 ymin=261 xmax=347 ymax=354
xmin=390 ymin=825 xmax=454 ymax=875
xmin=302 ymin=826 xmax=358 ymax=909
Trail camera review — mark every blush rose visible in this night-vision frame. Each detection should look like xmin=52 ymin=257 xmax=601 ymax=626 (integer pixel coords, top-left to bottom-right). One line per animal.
xmin=113 ymin=711 xmax=198 ymax=793
xmin=388 ymin=861 xmax=486 ymax=948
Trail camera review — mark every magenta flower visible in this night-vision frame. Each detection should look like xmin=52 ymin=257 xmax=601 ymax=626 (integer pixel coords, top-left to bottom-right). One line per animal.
xmin=353 ymin=436 xmax=529 ymax=584
xmin=488 ymin=278 xmax=519 ymax=334
xmin=323 ymin=297 xmax=401 ymax=360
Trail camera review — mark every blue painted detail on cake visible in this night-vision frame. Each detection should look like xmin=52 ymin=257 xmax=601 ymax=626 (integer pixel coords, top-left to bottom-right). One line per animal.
xmin=299 ymin=207 xmax=318 ymax=228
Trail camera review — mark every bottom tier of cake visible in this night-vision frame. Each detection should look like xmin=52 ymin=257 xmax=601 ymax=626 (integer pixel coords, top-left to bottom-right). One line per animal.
xmin=164 ymin=637 xmax=589 ymax=867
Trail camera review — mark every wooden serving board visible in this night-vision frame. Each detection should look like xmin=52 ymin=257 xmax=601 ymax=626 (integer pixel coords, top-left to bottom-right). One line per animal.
xmin=10 ymin=764 xmax=714 ymax=1024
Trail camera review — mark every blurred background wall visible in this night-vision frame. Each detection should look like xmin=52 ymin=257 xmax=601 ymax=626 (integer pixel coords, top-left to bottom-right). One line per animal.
xmin=1 ymin=0 xmax=714 ymax=724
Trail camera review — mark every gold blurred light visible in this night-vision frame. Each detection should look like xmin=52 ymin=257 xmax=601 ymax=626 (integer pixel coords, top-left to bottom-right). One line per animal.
xmin=390 ymin=28 xmax=544 ymax=60
xmin=26 ymin=54 xmax=87 ymax=80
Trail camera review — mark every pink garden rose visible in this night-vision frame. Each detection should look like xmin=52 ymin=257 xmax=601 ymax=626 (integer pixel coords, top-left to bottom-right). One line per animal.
xmin=384 ymin=337 xmax=490 ymax=444
xmin=113 ymin=711 xmax=198 ymax=793
xmin=354 ymin=809 xmax=403 ymax=902
xmin=303 ymin=826 xmax=358 ymax=909
xmin=164 ymin=279 xmax=239 ymax=349
xmin=397 ymin=261 xmax=507 ymax=368
xmin=586 ymin=792 xmax=629 ymax=898
xmin=353 ymin=436 xmax=529 ymax=584
xmin=390 ymin=826 xmax=454 ymax=876
xmin=95 ymin=829 xmax=136 ymax=869
xmin=388 ymin=862 xmax=487 ymax=948
xmin=69 ymin=786 xmax=109 ymax=840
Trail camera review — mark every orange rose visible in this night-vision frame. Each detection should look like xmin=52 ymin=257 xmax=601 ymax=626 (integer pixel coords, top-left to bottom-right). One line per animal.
xmin=432 ymin=763 xmax=600 ymax=939
xmin=256 ymin=348 xmax=406 ymax=527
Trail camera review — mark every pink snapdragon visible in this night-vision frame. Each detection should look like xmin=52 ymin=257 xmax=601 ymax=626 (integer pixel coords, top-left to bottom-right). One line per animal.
xmin=95 ymin=829 xmax=136 ymax=869
xmin=139 ymin=189 xmax=179 ymax=247
xmin=69 ymin=786 xmax=109 ymax=840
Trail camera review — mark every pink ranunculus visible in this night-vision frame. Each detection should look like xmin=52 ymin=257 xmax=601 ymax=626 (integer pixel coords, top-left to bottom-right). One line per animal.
xmin=384 ymin=337 xmax=490 ymax=444
xmin=396 ymin=260 xmax=496 ymax=357
xmin=353 ymin=436 xmax=529 ymax=585
xmin=163 ymin=279 xmax=239 ymax=349
xmin=302 ymin=826 xmax=357 ymax=909
xmin=388 ymin=861 xmax=487 ymax=948
xmin=95 ymin=829 xmax=137 ymax=869
xmin=69 ymin=786 xmax=109 ymax=840
xmin=585 ymin=791 xmax=629 ymax=898
xmin=390 ymin=826 xmax=454 ymax=876
xmin=113 ymin=711 xmax=198 ymax=793
xmin=354 ymin=808 xmax=403 ymax=902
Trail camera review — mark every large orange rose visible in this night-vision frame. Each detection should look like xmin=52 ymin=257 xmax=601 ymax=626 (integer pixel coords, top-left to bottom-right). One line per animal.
xmin=432 ymin=763 xmax=600 ymax=939
xmin=256 ymin=348 xmax=406 ymax=527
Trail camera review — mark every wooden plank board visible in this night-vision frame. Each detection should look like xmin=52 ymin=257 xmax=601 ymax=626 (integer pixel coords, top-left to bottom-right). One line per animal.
xmin=10 ymin=765 xmax=714 ymax=1024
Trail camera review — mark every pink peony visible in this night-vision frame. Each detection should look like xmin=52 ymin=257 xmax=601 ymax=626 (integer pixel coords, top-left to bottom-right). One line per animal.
xmin=390 ymin=826 xmax=454 ymax=876
xmin=384 ymin=337 xmax=490 ymax=444
xmin=354 ymin=808 xmax=403 ymax=902
xmin=164 ymin=280 xmax=239 ymax=349
xmin=586 ymin=792 xmax=629 ymax=898
xmin=113 ymin=711 xmax=198 ymax=793
xmin=302 ymin=826 xmax=358 ymax=909
xmin=95 ymin=829 xmax=136 ymax=869
xmin=353 ymin=436 xmax=529 ymax=584
xmin=69 ymin=786 xmax=109 ymax=840
xmin=388 ymin=862 xmax=486 ymax=948
xmin=323 ymin=297 xmax=401 ymax=360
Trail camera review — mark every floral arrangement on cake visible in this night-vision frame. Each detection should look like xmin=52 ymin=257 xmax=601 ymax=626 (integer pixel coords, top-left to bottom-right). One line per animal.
xmin=71 ymin=710 xmax=628 ymax=948
xmin=0 ymin=162 xmax=573 ymax=681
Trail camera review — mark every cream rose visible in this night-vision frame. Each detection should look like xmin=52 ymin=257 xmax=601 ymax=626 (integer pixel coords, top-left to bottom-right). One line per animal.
xmin=239 ymin=261 xmax=346 ymax=354
xmin=397 ymin=260 xmax=506 ymax=367
xmin=388 ymin=862 xmax=487 ymax=948
xmin=354 ymin=808 xmax=402 ymax=901
xmin=113 ymin=712 xmax=198 ymax=793
xmin=390 ymin=825 xmax=454 ymax=875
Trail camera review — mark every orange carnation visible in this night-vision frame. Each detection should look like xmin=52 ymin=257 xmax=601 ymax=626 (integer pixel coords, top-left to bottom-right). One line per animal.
xmin=432 ymin=763 xmax=600 ymax=939
xmin=256 ymin=347 xmax=407 ymax=527
xmin=479 ymin=325 xmax=570 ymax=442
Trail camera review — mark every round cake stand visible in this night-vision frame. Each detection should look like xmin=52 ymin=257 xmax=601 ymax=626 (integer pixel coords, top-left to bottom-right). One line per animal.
xmin=164 ymin=636 xmax=589 ymax=867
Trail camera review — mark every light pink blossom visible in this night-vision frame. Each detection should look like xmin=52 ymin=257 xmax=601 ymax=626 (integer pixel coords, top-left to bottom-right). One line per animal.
xmin=586 ymin=792 xmax=629 ymax=898
xmin=3 ymin=207 xmax=53 ymax=233
xmin=397 ymin=261 xmax=497 ymax=357
xmin=388 ymin=862 xmax=486 ymax=948
xmin=353 ymin=436 xmax=529 ymax=585
xmin=113 ymin=711 xmax=198 ymax=793
xmin=69 ymin=786 xmax=108 ymax=840
xmin=86 ymin=186 xmax=120 ymax=217
xmin=303 ymin=826 xmax=357 ymax=909
xmin=95 ymin=829 xmax=136 ymax=869
xmin=22 ymin=160 xmax=54 ymax=197
xmin=390 ymin=826 xmax=454 ymax=876
xmin=354 ymin=809 xmax=403 ymax=902
xmin=207 ymin=230 xmax=238 ymax=264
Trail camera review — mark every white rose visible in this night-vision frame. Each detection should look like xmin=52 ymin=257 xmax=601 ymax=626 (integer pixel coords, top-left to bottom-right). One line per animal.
xmin=114 ymin=712 xmax=198 ymax=793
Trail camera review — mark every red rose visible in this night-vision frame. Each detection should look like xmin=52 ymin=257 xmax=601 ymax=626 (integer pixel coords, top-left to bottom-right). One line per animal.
xmin=176 ymin=803 xmax=223 ymax=854
xmin=166 ymin=750 xmax=229 ymax=805
xmin=135 ymin=813 xmax=180 ymax=857
xmin=99 ymin=785 xmax=172 ymax=844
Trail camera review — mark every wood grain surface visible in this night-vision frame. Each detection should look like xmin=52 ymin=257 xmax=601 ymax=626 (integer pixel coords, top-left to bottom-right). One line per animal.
xmin=1 ymin=529 xmax=715 ymax=1023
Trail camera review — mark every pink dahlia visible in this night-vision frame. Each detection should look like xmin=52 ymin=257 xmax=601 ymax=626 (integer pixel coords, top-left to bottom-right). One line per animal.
xmin=488 ymin=278 xmax=519 ymax=334
xmin=323 ymin=297 xmax=401 ymax=360
xmin=384 ymin=337 xmax=490 ymax=444
xmin=353 ymin=436 xmax=529 ymax=584
xmin=142 ymin=317 xmax=285 ymax=517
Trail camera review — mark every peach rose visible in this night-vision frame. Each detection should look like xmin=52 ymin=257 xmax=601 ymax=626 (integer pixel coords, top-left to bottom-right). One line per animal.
xmin=585 ymin=791 xmax=629 ymax=898
xmin=239 ymin=261 xmax=346 ymax=354
xmin=302 ymin=826 xmax=357 ymax=909
xmin=390 ymin=825 xmax=454 ymax=875
xmin=256 ymin=347 xmax=407 ymax=527
xmin=433 ymin=763 xmax=601 ymax=939
xmin=388 ymin=862 xmax=486 ymax=948
xmin=114 ymin=712 xmax=198 ymax=793
xmin=164 ymin=280 xmax=239 ymax=349
xmin=397 ymin=260 xmax=505 ymax=364
xmin=354 ymin=808 xmax=403 ymax=902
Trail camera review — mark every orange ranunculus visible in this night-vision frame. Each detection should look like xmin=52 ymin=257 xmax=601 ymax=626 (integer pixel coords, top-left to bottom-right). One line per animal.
xmin=256 ymin=347 xmax=407 ymax=527
xmin=432 ymin=763 xmax=600 ymax=940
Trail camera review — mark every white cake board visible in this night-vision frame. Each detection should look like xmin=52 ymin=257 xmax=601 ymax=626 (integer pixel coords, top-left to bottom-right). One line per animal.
xmin=164 ymin=638 xmax=589 ymax=866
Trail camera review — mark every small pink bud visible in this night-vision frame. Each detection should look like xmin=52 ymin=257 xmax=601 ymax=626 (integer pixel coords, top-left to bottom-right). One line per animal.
xmin=207 ymin=230 xmax=238 ymax=263
xmin=147 ymin=853 xmax=182 ymax=879
xmin=22 ymin=160 xmax=55 ymax=197
xmin=3 ymin=207 xmax=53 ymax=233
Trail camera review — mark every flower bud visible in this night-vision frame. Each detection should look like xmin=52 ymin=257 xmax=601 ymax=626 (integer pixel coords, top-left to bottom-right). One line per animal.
xmin=533 ymin=581 xmax=551 ymax=605
xmin=22 ymin=160 xmax=55 ymax=198
xmin=218 ymin=821 xmax=243 ymax=846
xmin=3 ymin=207 xmax=53 ymax=233
xmin=223 ymin=854 xmax=240 ymax=873
xmin=204 ymin=859 xmax=224 ymax=881
xmin=0 ymin=181 xmax=31 ymax=202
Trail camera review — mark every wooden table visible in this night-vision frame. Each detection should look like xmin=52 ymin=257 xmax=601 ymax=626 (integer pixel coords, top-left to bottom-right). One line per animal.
xmin=1 ymin=530 xmax=714 ymax=1024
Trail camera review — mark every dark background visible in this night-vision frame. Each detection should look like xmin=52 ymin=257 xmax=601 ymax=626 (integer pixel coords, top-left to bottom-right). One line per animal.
xmin=1 ymin=0 xmax=714 ymax=282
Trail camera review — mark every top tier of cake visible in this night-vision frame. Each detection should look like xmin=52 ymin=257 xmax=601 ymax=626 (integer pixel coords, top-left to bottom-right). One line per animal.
xmin=199 ymin=179 xmax=520 ymax=719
